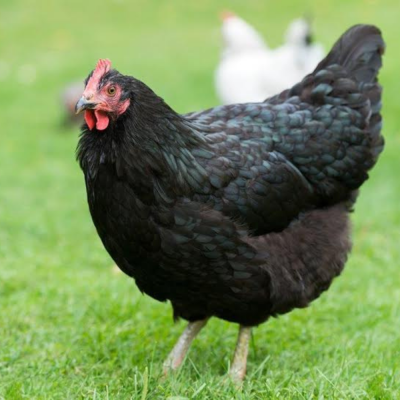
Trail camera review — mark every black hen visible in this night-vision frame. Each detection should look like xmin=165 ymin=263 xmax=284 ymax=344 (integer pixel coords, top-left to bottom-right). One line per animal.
xmin=76 ymin=25 xmax=384 ymax=381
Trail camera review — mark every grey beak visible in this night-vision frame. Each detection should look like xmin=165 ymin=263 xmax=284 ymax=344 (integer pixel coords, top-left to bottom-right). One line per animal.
xmin=75 ymin=96 xmax=97 ymax=114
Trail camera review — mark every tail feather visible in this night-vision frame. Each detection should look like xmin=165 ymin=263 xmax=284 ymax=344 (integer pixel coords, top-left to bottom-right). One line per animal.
xmin=316 ymin=25 xmax=385 ymax=160
xmin=295 ymin=24 xmax=384 ymax=166
xmin=266 ymin=24 xmax=385 ymax=200
xmin=315 ymin=24 xmax=384 ymax=83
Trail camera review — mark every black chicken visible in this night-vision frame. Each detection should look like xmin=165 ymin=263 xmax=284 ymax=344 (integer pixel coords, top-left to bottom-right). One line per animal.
xmin=76 ymin=25 xmax=384 ymax=381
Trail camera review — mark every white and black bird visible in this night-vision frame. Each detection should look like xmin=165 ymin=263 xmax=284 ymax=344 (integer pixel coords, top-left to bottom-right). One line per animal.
xmin=215 ymin=13 xmax=325 ymax=104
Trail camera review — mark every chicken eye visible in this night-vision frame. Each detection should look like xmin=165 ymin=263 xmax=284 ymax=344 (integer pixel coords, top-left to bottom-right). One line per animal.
xmin=107 ymin=86 xmax=116 ymax=96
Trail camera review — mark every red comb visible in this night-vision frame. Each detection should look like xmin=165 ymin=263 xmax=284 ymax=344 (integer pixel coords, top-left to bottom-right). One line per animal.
xmin=85 ymin=59 xmax=112 ymax=93
xmin=220 ymin=10 xmax=235 ymax=21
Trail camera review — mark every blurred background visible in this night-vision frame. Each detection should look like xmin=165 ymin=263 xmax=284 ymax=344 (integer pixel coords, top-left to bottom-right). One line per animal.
xmin=1 ymin=0 xmax=399 ymax=398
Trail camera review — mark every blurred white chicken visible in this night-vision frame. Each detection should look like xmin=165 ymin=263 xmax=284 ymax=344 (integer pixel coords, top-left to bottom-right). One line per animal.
xmin=276 ymin=18 xmax=325 ymax=74
xmin=215 ymin=12 xmax=325 ymax=104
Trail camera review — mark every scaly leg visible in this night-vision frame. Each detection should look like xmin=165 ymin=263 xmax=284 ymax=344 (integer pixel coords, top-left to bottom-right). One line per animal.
xmin=163 ymin=319 xmax=208 ymax=375
xmin=229 ymin=325 xmax=252 ymax=383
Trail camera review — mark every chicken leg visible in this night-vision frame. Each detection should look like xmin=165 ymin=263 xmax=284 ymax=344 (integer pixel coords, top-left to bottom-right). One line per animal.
xmin=163 ymin=319 xmax=208 ymax=375
xmin=229 ymin=325 xmax=252 ymax=383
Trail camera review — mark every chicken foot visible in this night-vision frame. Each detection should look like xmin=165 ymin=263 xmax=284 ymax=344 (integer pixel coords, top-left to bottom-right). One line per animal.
xmin=229 ymin=325 xmax=252 ymax=383
xmin=163 ymin=319 xmax=208 ymax=375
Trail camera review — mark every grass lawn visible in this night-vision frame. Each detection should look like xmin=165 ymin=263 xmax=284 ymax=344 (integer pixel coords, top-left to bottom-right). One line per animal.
xmin=1 ymin=0 xmax=400 ymax=398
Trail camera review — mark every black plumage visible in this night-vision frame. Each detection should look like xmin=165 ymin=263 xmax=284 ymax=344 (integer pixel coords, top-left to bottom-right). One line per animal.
xmin=77 ymin=25 xmax=384 ymax=337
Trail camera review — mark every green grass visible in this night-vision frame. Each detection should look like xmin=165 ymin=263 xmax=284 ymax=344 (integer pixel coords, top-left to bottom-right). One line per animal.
xmin=1 ymin=0 xmax=400 ymax=398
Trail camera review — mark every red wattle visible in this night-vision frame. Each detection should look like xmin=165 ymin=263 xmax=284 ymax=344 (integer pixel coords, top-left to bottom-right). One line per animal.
xmin=94 ymin=110 xmax=110 ymax=130
xmin=84 ymin=110 xmax=96 ymax=130
xmin=84 ymin=109 xmax=110 ymax=131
